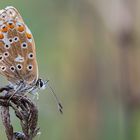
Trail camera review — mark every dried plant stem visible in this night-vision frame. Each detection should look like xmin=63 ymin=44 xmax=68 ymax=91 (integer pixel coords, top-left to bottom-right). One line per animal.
xmin=1 ymin=106 xmax=14 ymax=140
xmin=0 ymin=89 xmax=39 ymax=140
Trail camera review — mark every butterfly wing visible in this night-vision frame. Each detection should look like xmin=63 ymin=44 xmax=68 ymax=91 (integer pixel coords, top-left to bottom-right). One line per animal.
xmin=0 ymin=6 xmax=38 ymax=85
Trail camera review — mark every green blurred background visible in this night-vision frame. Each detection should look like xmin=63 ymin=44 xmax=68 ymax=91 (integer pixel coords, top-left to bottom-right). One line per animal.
xmin=1 ymin=0 xmax=140 ymax=140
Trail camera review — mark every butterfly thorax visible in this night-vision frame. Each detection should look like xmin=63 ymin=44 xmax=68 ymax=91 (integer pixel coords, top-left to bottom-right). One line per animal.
xmin=7 ymin=78 xmax=46 ymax=95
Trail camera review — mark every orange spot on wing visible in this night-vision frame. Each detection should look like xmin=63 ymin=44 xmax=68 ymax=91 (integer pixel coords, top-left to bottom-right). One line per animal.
xmin=0 ymin=33 xmax=4 ymax=39
xmin=26 ymin=33 xmax=32 ymax=39
xmin=8 ymin=23 xmax=15 ymax=29
xmin=17 ymin=25 xmax=24 ymax=32
xmin=1 ymin=26 xmax=8 ymax=32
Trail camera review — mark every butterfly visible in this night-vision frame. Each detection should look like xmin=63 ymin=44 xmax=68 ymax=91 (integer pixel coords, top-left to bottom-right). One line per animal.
xmin=0 ymin=6 xmax=62 ymax=113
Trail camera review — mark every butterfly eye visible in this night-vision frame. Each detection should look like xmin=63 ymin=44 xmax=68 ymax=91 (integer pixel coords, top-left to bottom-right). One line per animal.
xmin=7 ymin=21 xmax=15 ymax=29
xmin=27 ymin=64 xmax=33 ymax=71
xmin=16 ymin=23 xmax=25 ymax=32
xmin=1 ymin=66 xmax=6 ymax=71
xmin=16 ymin=64 xmax=23 ymax=70
xmin=0 ymin=55 xmax=3 ymax=61
xmin=1 ymin=24 xmax=8 ymax=32
xmin=28 ymin=53 xmax=34 ymax=59
xmin=21 ymin=42 xmax=27 ymax=48
xmin=4 ymin=44 xmax=10 ymax=49
xmin=10 ymin=66 xmax=15 ymax=72
xmin=14 ymin=36 xmax=19 ymax=42
xmin=3 ymin=52 xmax=9 ymax=58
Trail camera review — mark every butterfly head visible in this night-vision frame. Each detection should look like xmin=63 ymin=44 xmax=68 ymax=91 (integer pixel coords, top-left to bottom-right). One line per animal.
xmin=36 ymin=78 xmax=48 ymax=90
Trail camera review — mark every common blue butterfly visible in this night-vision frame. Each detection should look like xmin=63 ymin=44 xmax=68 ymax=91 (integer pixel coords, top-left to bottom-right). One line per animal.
xmin=0 ymin=6 xmax=62 ymax=113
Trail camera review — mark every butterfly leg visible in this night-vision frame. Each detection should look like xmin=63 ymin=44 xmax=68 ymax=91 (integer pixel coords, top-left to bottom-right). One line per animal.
xmin=18 ymin=86 xmax=37 ymax=101
xmin=7 ymin=83 xmax=23 ymax=102
xmin=0 ymin=85 xmax=13 ymax=93
xmin=17 ymin=92 xmax=29 ymax=102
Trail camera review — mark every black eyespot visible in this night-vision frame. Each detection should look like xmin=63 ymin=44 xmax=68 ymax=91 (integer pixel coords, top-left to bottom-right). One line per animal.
xmin=28 ymin=53 xmax=34 ymax=59
xmin=21 ymin=42 xmax=27 ymax=48
xmin=30 ymin=54 xmax=33 ymax=57
xmin=16 ymin=64 xmax=22 ymax=70
xmin=18 ymin=65 xmax=21 ymax=69
xmin=29 ymin=66 xmax=32 ymax=69
xmin=0 ymin=55 xmax=3 ymax=61
xmin=27 ymin=65 xmax=33 ymax=71
xmin=4 ymin=52 xmax=9 ymax=57
xmin=14 ymin=36 xmax=19 ymax=42
xmin=1 ymin=66 xmax=6 ymax=71
xmin=4 ymin=44 xmax=10 ymax=49
xmin=9 ymin=38 xmax=13 ymax=43
xmin=11 ymin=67 xmax=14 ymax=70
xmin=10 ymin=66 xmax=15 ymax=72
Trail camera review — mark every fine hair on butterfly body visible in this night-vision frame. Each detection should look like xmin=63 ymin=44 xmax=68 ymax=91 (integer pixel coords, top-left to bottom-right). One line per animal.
xmin=0 ymin=6 xmax=63 ymax=113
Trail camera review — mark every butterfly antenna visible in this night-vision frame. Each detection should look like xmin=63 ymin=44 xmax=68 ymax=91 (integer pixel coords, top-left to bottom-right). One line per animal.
xmin=45 ymin=81 xmax=63 ymax=114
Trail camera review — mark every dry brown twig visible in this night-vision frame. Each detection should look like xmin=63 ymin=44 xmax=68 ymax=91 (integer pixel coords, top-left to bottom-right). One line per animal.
xmin=0 ymin=87 xmax=39 ymax=140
